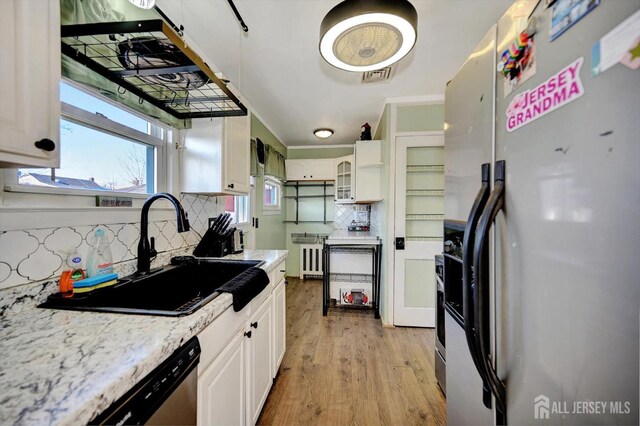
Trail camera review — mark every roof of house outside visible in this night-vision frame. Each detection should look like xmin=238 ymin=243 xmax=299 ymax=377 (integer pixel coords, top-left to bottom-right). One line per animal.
xmin=19 ymin=173 xmax=107 ymax=191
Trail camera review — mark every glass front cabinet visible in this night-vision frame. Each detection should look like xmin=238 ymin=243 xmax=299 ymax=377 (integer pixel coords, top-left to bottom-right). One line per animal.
xmin=334 ymin=155 xmax=354 ymax=203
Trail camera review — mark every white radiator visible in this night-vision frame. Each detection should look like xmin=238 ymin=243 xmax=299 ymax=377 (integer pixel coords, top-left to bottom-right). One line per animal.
xmin=299 ymin=244 xmax=323 ymax=279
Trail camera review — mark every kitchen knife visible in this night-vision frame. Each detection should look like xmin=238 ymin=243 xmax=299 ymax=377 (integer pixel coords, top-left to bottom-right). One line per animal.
xmin=220 ymin=214 xmax=233 ymax=234
xmin=212 ymin=213 xmax=228 ymax=235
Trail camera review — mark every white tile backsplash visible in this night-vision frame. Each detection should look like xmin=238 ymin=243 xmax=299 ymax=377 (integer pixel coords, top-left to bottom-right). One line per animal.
xmin=0 ymin=193 xmax=225 ymax=290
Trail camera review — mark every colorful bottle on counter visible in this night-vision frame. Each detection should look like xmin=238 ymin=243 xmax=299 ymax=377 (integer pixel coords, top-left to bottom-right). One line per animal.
xmin=86 ymin=228 xmax=114 ymax=277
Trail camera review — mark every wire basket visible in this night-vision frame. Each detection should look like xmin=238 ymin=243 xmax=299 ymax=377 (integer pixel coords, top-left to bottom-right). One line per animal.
xmin=291 ymin=233 xmax=329 ymax=244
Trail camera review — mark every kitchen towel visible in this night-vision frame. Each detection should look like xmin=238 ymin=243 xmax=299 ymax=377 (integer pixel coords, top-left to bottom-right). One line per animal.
xmin=218 ymin=267 xmax=270 ymax=311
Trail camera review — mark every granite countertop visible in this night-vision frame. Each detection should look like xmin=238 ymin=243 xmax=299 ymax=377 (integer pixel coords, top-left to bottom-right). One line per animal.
xmin=326 ymin=229 xmax=380 ymax=241
xmin=0 ymin=249 xmax=287 ymax=426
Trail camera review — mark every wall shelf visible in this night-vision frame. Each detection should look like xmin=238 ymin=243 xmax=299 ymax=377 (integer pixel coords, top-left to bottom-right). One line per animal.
xmin=283 ymin=195 xmax=333 ymax=199
xmin=284 ymin=180 xmax=333 ymax=224
xmin=284 ymin=220 xmax=334 ymax=224
xmin=284 ymin=182 xmax=334 ymax=187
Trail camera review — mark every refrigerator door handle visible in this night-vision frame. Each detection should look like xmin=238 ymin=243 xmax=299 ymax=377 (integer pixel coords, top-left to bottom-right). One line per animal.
xmin=473 ymin=160 xmax=507 ymax=422
xmin=462 ymin=163 xmax=493 ymax=408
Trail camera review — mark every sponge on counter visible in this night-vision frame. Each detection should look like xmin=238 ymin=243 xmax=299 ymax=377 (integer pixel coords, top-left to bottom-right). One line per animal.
xmin=74 ymin=279 xmax=118 ymax=293
xmin=73 ymin=273 xmax=119 ymax=293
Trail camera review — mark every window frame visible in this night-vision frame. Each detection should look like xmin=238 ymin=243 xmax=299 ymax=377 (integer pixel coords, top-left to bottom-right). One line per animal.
xmin=3 ymin=80 xmax=170 ymax=198
xmin=225 ymin=195 xmax=250 ymax=225
xmin=263 ymin=176 xmax=282 ymax=214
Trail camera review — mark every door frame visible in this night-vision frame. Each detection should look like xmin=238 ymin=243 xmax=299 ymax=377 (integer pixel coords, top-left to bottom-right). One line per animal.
xmin=392 ymin=133 xmax=444 ymax=327
xmin=381 ymin=103 xmax=445 ymax=326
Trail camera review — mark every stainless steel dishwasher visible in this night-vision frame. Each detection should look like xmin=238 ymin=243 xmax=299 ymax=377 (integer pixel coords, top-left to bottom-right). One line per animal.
xmin=90 ymin=337 xmax=200 ymax=425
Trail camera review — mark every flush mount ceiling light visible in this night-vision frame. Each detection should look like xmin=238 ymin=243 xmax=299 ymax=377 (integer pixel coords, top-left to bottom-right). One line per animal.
xmin=129 ymin=0 xmax=155 ymax=10
xmin=314 ymin=128 xmax=334 ymax=139
xmin=319 ymin=0 xmax=418 ymax=72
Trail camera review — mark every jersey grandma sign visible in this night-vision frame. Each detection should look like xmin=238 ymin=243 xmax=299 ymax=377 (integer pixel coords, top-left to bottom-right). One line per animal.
xmin=506 ymin=57 xmax=585 ymax=132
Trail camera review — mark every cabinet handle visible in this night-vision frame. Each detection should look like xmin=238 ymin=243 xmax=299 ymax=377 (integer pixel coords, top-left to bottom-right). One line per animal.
xmin=34 ymin=138 xmax=56 ymax=152
xmin=244 ymin=330 xmax=252 ymax=338
xmin=279 ymin=270 xmax=285 ymax=272
xmin=228 ymin=183 xmax=235 ymax=189
xmin=251 ymin=321 xmax=258 ymax=329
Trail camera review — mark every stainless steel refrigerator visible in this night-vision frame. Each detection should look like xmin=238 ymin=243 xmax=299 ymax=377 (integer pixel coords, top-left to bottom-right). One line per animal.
xmin=444 ymin=0 xmax=640 ymax=424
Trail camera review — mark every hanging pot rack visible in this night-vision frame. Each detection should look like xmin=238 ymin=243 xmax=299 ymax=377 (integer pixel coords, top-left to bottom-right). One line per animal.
xmin=61 ymin=19 xmax=247 ymax=119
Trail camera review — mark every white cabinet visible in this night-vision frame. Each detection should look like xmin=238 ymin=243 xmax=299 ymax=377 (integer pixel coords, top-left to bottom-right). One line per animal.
xmin=197 ymin=331 xmax=245 ymax=426
xmin=272 ymin=279 xmax=286 ymax=377
xmin=0 ymin=0 xmax=60 ymax=168
xmin=182 ymin=115 xmax=250 ymax=194
xmin=285 ymin=159 xmax=334 ymax=181
xmin=197 ymin=258 xmax=287 ymax=426
xmin=245 ymin=295 xmax=273 ymax=425
xmin=354 ymin=140 xmax=383 ymax=202
xmin=224 ymin=115 xmax=250 ymax=193
xmin=334 ymin=155 xmax=354 ymax=203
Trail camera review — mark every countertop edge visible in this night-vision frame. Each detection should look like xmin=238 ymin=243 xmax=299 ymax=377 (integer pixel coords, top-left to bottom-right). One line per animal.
xmin=0 ymin=249 xmax=288 ymax=426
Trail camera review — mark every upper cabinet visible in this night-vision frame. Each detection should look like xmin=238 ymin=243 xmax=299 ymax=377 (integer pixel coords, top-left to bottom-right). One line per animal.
xmin=334 ymin=155 xmax=354 ymax=203
xmin=182 ymin=115 xmax=250 ymax=194
xmin=0 ymin=0 xmax=60 ymax=168
xmin=354 ymin=140 xmax=383 ymax=202
xmin=285 ymin=159 xmax=333 ymax=181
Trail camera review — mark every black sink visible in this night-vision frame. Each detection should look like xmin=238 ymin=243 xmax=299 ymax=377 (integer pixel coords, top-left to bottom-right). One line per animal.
xmin=39 ymin=258 xmax=263 ymax=316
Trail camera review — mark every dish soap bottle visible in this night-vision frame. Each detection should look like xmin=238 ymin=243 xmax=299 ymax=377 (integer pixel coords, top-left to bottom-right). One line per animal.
xmin=86 ymin=228 xmax=114 ymax=277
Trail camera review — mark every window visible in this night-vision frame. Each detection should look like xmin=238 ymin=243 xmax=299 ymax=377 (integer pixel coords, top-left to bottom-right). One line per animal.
xmin=224 ymin=195 xmax=250 ymax=224
xmin=16 ymin=81 xmax=168 ymax=194
xmin=263 ymin=176 xmax=282 ymax=212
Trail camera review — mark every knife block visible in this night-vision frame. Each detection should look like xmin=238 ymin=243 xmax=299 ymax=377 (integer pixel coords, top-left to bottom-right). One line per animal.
xmin=193 ymin=228 xmax=231 ymax=257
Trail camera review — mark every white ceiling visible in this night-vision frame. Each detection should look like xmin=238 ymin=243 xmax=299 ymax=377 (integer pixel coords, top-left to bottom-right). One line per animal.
xmin=156 ymin=0 xmax=513 ymax=146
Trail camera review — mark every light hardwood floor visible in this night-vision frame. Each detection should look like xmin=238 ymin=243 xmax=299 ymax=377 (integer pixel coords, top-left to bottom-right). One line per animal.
xmin=258 ymin=278 xmax=446 ymax=425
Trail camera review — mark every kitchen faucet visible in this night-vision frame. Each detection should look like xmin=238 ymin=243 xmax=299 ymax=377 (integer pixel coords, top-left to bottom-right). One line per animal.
xmin=137 ymin=192 xmax=190 ymax=274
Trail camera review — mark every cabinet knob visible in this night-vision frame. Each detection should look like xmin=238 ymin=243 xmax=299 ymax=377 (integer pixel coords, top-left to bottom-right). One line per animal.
xmin=244 ymin=330 xmax=252 ymax=338
xmin=228 ymin=183 xmax=235 ymax=189
xmin=251 ymin=321 xmax=258 ymax=329
xmin=303 ymin=176 xmax=307 ymax=178
xmin=34 ymin=138 xmax=56 ymax=152
xmin=310 ymin=175 xmax=313 ymax=178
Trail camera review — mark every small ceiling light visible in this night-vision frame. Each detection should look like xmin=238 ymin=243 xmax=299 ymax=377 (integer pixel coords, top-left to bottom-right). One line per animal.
xmin=319 ymin=0 xmax=418 ymax=72
xmin=314 ymin=128 xmax=334 ymax=139
xmin=129 ymin=0 xmax=156 ymax=10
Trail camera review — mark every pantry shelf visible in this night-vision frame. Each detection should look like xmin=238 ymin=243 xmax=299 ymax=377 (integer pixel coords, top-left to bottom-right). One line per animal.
xmin=406 ymin=189 xmax=444 ymax=196
xmin=406 ymin=214 xmax=445 ymax=221
xmin=406 ymin=165 xmax=444 ymax=172
xmin=406 ymin=236 xmax=443 ymax=242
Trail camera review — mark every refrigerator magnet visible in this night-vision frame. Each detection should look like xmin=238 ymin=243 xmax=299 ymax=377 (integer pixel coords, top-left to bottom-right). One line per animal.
xmin=506 ymin=57 xmax=585 ymax=132
xmin=550 ymin=0 xmax=601 ymax=42
xmin=591 ymin=9 xmax=640 ymax=76
xmin=499 ymin=31 xmax=537 ymax=98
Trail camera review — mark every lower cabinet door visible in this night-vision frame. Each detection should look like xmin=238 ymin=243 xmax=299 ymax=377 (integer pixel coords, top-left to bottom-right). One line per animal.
xmin=246 ymin=295 xmax=273 ymax=425
xmin=197 ymin=331 xmax=245 ymax=426
xmin=273 ymin=280 xmax=286 ymax=377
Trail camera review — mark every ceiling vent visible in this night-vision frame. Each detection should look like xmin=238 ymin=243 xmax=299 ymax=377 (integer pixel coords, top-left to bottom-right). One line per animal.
xmin=362 ymin=66 xmax=393 ymax=83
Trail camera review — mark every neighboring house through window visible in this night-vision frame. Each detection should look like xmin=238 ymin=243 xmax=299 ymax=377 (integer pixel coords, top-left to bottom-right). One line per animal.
xmin=15 ymin=81 xmax=168 ymax=194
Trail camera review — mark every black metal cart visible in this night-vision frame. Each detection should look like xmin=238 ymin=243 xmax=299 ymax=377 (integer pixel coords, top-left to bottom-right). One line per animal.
xmin=322 ymin=242 xmax=382 ymax=319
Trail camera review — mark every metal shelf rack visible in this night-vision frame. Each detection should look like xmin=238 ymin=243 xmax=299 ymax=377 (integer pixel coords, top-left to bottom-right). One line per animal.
xmin=322 ymin=242 xmax=382 ymax=319
xmin=283 ymin=181 xmax=334 ymax=224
